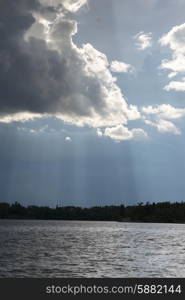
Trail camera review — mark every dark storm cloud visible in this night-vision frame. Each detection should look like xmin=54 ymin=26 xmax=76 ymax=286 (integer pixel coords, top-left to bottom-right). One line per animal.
xmin=0 ymin=0 xmax=100 ymax=115
xmin=0 ymin=0 xmax=72 ymax=114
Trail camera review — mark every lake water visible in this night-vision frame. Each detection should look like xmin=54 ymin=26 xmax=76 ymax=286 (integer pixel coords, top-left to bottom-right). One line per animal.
xmin=0 ymin=220 xmax=185 ymax=277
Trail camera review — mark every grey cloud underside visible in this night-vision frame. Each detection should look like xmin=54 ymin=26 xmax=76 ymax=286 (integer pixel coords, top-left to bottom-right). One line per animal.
xmin=0 ymin=1 xmax=105 ymax=116
xmin=0 ymin=0 xmax=64 ymax=114
xmin=0 ymin=0 xmax=140 ymax=130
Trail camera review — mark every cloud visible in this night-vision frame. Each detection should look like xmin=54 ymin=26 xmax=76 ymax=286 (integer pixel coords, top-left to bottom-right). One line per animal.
xmin=65 ymin=136 xmax=72 ymax=142
xmin=110 ymin=61 xmax=134 ymax=73
xmin=96 ymin=128 xmax=103 ymax=137
xmin=98 ymin=124 xmax=147 ymax=141
xmin=164 ymin=78 xmax=185 ymax=91
xmin=159 ymin=23 xmax=185 ymax=91
xmin=134 ymin=31 xmax=152 ymax=50
xmin=168 ymin=72 xmax=177 ymax=79
xmin=0 ymin=0 xmax=140 ymax=133
xmin=104 ymin=125 xmax=133 ymax=141
xmin=57 ymin=0 xmax=88 ymax=12
xmin=18 ymin=124 xmax=48 ymax=134
xmin=0 ymin=112 xmax=43 ymax=123
xmin=142 ymin=104 xmax=184 ymax=135
xmin=142 ymin=104 xmax=185 ymax=120
xmin=145 ymin=119 xmax=181 ymax=135
xmin=39 ymin=0 xmax=88 ymax=12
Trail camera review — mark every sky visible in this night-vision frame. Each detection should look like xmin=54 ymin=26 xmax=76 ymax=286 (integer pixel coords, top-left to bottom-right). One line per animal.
xmin=1 ymin=0 xmax=185 ymax=207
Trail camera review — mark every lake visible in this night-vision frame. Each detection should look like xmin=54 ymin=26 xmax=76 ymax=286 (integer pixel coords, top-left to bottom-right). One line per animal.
xmin=0 ymin=220 xmax=185 ymax=277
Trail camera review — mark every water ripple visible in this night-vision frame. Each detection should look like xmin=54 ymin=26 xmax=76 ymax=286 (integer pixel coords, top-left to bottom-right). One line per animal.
xmin=0 ymin=220 xmax=185 ymax=277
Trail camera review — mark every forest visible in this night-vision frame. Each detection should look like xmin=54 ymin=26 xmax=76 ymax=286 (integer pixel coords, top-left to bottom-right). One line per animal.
xmin=1 ymin=201 xmax=185 ymax=223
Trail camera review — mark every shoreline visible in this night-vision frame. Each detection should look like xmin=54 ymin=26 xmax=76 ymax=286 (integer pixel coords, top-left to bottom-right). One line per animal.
xmin=1 ymin=201 xmax=185 ymax=224
xmin=1 ymin=218 xmax=185 ymax=225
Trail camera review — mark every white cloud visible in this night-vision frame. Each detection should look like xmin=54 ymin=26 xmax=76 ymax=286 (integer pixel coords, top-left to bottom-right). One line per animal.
xmin=142 ymin=104 xmax=185 ymax=120
xmin=51 ymin=30 xmax=141 ymax=127
xmin=39 ymin=0 xmax=88 ymax=12
xmin=159 ymin=23 xmax=185 ymax=54
xmin=23 ymin=4 xmax=141 ymax=131
xmin=97 ymin=128 xmax=103 ymax=137
xmin=65 ymin=136 xmax=72 ymax=142
xmin=145 ymin=119 xmax=181 ymax=135
xmin=104 ymin=125 xmax=133 ymax=141
xmin=110 ymin=61 xmax=134 ymax=73
xmin=62 ymin=0 xmax=88 ymax=12
xmin=18 ymin=125 xmax=49 ymax=134
xmin=134 ymin=31 xmax=152 ymax=50
xmin=159 ymin=23 xmax=185 ymax=91
xmin=160 ymin=54 xmax=185 ymax=74
xmin=168 ymin=72 xmax=177 ymax=79
xmin=100 ymin=124 xmax=147 ymax=141
xmin=0 ymin=112 xmax=43 ymax=123
xmin=142 ymin=104 xmax=184 ymax=136
xmin=131 ymin=128 xmax=148 ymax=140
xmin=164 ymin=78 xmax=185 ymax=91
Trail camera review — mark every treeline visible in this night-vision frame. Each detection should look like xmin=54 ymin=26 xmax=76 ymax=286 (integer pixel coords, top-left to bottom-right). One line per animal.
xmin=1 ymin=201 xmax=185 ymax=223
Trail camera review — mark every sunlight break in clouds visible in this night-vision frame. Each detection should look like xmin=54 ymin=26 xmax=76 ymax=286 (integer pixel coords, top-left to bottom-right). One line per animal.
xmin=134 ymin=31 xmax=152 ymax=50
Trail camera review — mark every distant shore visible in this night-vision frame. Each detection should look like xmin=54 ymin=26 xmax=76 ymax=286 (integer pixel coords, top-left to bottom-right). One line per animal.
xmin=1 ymin=201 xmax=185 ymax=223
